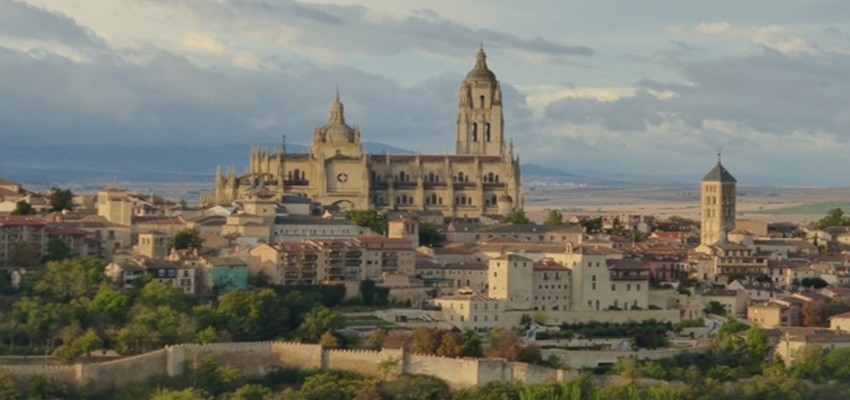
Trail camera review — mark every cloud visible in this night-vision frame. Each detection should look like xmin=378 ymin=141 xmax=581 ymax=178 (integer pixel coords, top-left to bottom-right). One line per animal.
xmin=692 ymin=22 xmax=813 ymax=54
xmin=0 ymin=1 xmax=106 ymax=62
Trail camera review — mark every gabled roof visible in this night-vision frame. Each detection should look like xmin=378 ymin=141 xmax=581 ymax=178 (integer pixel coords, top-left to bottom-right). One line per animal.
xmin=702 ymin=161 xmax=736 ymax=182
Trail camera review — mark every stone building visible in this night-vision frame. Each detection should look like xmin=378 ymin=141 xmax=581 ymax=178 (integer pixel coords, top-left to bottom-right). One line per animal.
xmin=212 ymin=47 xmax=522 ymax=217
xmin=699 ymin=158 xmax=737 ymax=247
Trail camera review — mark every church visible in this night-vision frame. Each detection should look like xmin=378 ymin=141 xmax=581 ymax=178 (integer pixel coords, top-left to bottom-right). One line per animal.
xmin=212 ymin=47 xmax=523 ymax=218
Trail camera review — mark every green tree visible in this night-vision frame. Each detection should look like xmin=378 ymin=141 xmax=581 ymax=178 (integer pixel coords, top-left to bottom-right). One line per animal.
xmin=53 ymin=329 xmax=102 ymax=362
xmin=8 ymin=241 xmax=37 ymax=268
xmin=544 ymin=209 xmax=563 ymax=225
xmin=32 ymin=258 xmax=105 ymax=302
xmin=298 ymin=306 xmax=344 ymax=343
xmin=214 ymin=289 xmax=289 ymax=341
xmin=173 ymin=228 xmax=203 ymax=250
xmin=48 ymin=188 xmax=74 ymax=212
xmin=579 ymin=217 xmax=603 ymax=233
xmin=460 ymin=331 xmax=483 ymax=357
xmin=745 ymin=325 xmax=769 ymax=363
xmin=380 ymin=374 xmax=451 ymax=400
xmin=344 ymin=209 xmax=388 ymax=235
xmin=10 ymin=200 xmax=35 ymax=215
xmin=504 ymin=209 xmax=530 ymax=224
xmin=88 ymin=288 xmax=132 ymax=327
xmin=138 ymin=280 xmax=192 ymax=312
xmin=43 ymin=236 xmax=73 ymax=263
xmin=195 ymin=356 xmax=241 ymax=396
xmin=816 ymin=208 xmax=849 ymax=229
xmin=0 ymin=371 xmax=18 ymax=400
xmin=419 ymin=222 xmax=444 ymax=246
xmin=151 ymin=388 xmax=212 ymax=400
xmin=228 ymin=384 xmax=273 ymax=400
xmin=359 ymin=279 xmax=389 ymax=306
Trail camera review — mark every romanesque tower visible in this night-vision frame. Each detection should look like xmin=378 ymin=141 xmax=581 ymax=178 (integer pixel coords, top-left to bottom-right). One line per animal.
xmin=700 ymin=157 xmax=737 ymax=247
xmin=456 ymin=45 xmax=504 ymax=156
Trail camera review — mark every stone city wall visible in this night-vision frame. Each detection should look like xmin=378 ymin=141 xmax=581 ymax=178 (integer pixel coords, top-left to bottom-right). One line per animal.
xmin=0 ymin=341 xmax=575 ymax=391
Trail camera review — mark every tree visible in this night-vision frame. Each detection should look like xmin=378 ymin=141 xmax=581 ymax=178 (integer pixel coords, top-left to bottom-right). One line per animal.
xmin=298 ymin=306 xmax=343 ymax=343
xmin=460 ymin=331 xmax=483 ymax=357
xmin=419 ymin=222 xmax=443 ymax=246
xmin=48 ymin=188 xmax=74 ymax=212
xmin=319 ymin=331 xmax=340 ymax=348
xmin=173 ymin=228 xmax=203 ymax=250
xmin=8 ymin=241 xmax=37 ymax=268
xmin=744 ymin=325 xmax=769 ymax=363
xmin=410 ymin=326 xmax=438 ymax=355
xmin=344 ymin=209 xmax=388 ymax=235
xmin=10 ymin=200 xmax=35 ymax=215
xmin=151 ymin=388 xmax=212 ymax=400
xmin=436 ymin=331 xmax=462 ymax=357
xmin=579 ymin=217 xmax=603 ymax=233
xmin=816 ymin=208 xmax=849 ymax=229
xmin=228 ymin=384 xmax=273 ymax=400
xmin=88 ymin=288 xmax=132 ymax=327
xmin=365 ymin=328 xmax=387 ymax=350
xmin=544 ymin=209 xmax=563 ymax=225
xmin=43 ymin=236 xmax=73 ymax=262
xmin=485 ymin=328 xmax=522 ymax=360
xmin=214 ymin=289 xmax=288 ymax=341
xmin=380 ymin=374 xmax=451 ymax=400
xmin=803 ymin=300 xmax=829 ymax=327
xmin=504 ymin=209 xmax=530 ymax=224
xmin=359 ymin=279 xmax=389 ymax=306
xmin=53 ymin=329 xmax=102 ymax=362
xmin=801 ymin=277 xmax=828 ymax=289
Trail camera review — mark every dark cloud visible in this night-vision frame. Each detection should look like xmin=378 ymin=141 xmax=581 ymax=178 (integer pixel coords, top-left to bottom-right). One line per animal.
xmin=0 ymin=1 xmax=103 ymax=49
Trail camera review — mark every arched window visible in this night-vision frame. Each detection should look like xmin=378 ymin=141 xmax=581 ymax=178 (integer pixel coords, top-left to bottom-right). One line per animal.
xmin=293 ymin=169 xmax=301 ymax=180
xmin=479 ymin=95 xmax=485 ymax=109
xmin=485 ymin=194 xmax=497 ymax=206
xmin=484 ymin=123 xmax=491 ymax=142
xmin=287 ymin=171 xmax=293 ymax=180
xmin=469 ymin=123 xmax=477 ymax=142
xmin=457 ymin=171 xmax=465 ymax=182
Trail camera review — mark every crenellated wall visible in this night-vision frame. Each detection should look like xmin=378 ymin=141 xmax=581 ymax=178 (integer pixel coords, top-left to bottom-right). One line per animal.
xmin=0 ymin=341 xmax=576 ymax=391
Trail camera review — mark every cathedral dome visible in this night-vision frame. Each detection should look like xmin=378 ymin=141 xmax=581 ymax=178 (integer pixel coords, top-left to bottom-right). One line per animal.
xmin=321 ymin=91 xmax=356 ymax=143
xmin=465 ymin=46 xmax=497 ymax=82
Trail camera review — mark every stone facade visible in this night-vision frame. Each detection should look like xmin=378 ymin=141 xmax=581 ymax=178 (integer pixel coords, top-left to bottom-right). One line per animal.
xmin=213 ymin=47 xmax=522 ymax=218
xmin=699 ymin=159 xmax=736 ymax=247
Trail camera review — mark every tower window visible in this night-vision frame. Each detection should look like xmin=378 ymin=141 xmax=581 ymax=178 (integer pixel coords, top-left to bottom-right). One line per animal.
xmin=468 ymin=123 xmax=477 ymax=142
xmin=479 ymin=95 xmax=485 ymax=108
xmin=484 ymin=123 xmax=491 ymax=142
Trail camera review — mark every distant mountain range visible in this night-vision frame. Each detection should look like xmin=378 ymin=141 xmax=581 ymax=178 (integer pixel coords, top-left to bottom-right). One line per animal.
xmin=0 ymin=143 xmax=694 ymax=189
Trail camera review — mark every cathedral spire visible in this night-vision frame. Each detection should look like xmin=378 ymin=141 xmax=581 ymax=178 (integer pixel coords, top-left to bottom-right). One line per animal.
xmin=328 ymin=89 xmax=345 ymax=124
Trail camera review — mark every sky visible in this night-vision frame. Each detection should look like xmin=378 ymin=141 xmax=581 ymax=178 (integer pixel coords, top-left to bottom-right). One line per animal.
xmin=2 ymin=0 xmax=850 ymax=186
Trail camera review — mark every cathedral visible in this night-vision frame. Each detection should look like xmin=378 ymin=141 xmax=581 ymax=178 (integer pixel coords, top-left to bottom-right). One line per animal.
xmin=212 ymin=47 xmax=523 ymax=218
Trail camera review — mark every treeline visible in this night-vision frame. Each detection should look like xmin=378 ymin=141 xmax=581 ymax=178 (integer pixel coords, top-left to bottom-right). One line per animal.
xmin=1 ymin=258 xmax=356 ymax=361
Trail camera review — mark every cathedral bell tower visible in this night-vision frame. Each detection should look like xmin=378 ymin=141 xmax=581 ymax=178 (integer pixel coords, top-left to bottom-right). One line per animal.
xmin=700 ymin=155 xmax=737 ymax=247
xmin=456 ymin=45 xmax=504 ymax=156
